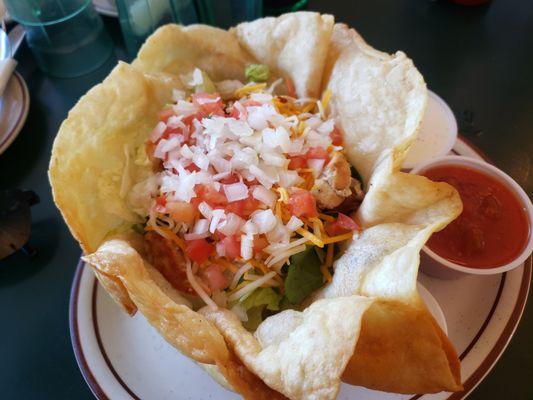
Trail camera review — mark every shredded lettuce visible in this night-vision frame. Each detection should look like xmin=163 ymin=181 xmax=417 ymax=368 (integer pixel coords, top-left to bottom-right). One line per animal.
xmin=245 ymin=64 xmax=270 ymax=82
xmin=284 ymin=246 xmax=323 ymax=304
xmin=241 ymin=287 xmax=281 ymax=311
xmin=239 ymin=287 xmax=282 ymax=331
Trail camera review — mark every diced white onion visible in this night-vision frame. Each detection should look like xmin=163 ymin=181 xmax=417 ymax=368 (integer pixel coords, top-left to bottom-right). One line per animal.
xmin=242 ymin=220 xmax=258 ymax=235
xmin=216 ymin=241 xmax=225 ymax=258
xmin=193 ymin=219 xmax=209 ymax=234
xmin=180 ymin=144 xmax=194 ymax=159
xmin=266 ymin=222 xmax=290 ymax=244
xmin=249 ymin=164 xmax=274 ymax=189
xmin=307 ymin=158 xmax=325 ymax=178
xmin=251 ymin=210 xmax=277 ymax=234
xmin=286 ymin=216 xmax=304 ymax=231
xmin=218 ymin=213 xmax=245 ymax=236
xmin=184 ymin=232 xmax=210 ymax=240
xmin=150 ymin=121 xmax=167 ymax=143
xmin=154 ymin=135 xmax=182 ymax=159
xmin=223 ymin=182 xmax=249 ymax=202
xmin=210 ymin=209 xmax=226 ymax=233
xmin=261 ymin=152 xmax=287 ymax=167
xmin=252 ymin=185 xmax=276 ymax=207
xmin=240 ymin=234 xmax=254 ymax=260
xmin=278 ymin=170 xmax=304 ymax=188
xmin=198 ymin=201 xmax=213 ymax=219
xmin=212 ymin=171 xmax=231 ymax=181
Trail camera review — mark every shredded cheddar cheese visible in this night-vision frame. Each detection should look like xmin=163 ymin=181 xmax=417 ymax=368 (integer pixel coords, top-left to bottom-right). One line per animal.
xmin=296 ymin=227 xmax=324 ymax=248
xmin=146 ymin=225 xmax=186 ymax=252
xmin=235 ymin=83 xmax=267 ymax=98
xmin=323 ymin=232 xmax=354 ymax=244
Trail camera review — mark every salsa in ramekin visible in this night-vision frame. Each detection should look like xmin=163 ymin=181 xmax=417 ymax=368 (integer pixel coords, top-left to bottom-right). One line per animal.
xmin=413 ymin=156 xmax=533 ymax=276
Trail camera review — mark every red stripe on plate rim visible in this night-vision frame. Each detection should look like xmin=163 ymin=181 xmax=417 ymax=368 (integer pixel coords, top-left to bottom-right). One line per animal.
xmin=0 ymin=72 xmax=29 ymax=151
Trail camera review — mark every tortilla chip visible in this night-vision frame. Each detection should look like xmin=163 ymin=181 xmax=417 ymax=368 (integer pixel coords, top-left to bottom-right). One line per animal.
xmin=233 ymin=12 xmax=334 ymax=98
xmin=318 ymin=23 xmax=462 ymax=392
xmin=324 ymin=24 xmax=427 ymax=183
xmin=132 ymin=24 xmax=255 ymax=82
xmin=49 ymin=62 xmax=182 ymax=253
xmin=202 ymin=296 xmax=374 ymax=400
xmin=83 ymin=238 xmax=228 ymax=364
xmin=49 ymin=11 xmax=464 ymax=399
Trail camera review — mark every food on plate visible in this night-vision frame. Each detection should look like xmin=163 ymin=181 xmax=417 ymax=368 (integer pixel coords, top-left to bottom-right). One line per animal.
xmin=49 ymin=12 xmax=463 ymax=399
xmin=423 ymin=163 xmax=530 ymax=268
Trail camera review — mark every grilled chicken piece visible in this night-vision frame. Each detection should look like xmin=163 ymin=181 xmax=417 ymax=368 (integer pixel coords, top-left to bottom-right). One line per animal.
xmin=334 ymin=178 xmax=365 ymax=214
xmin=144 ymin=231 xmax=195 ymax=295
xmin=311 ymin=152 xmax=354 ymax=209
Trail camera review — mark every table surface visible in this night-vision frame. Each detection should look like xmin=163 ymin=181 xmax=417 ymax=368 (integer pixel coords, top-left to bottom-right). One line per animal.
xmin=1 ymin=1 xmax=532 ymax=399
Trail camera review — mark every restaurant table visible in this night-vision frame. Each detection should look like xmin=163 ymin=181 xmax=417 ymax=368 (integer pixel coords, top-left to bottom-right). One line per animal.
xmin=1 ymin=1 xmax=531 ymax=399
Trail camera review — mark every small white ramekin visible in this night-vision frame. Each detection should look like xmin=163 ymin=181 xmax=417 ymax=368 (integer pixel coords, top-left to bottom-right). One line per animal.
xmin=411 ymin=156 xmax=533 ymax=279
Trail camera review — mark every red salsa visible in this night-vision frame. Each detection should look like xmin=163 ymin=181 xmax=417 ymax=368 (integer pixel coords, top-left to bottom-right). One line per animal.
xmin=423 ymin=164 xmax=530 ymax=268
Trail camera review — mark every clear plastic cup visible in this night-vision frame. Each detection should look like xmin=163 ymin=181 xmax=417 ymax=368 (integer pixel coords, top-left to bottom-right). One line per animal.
xmin=116 ymin=0 xmax=198 ymax=55
xmin=4 ymin=0 xmax=113 ymax=78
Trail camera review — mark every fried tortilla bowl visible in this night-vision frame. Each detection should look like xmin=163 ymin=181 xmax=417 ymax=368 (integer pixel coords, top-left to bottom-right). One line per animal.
xmin=49 ymin=12 xmax=463 ymax=400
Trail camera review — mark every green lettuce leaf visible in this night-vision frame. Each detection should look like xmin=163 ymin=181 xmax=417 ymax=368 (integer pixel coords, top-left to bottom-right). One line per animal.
xmin=284 ymin=246 xmax=323 ymax=304
xmin=241 ymin=287 xmax=281 ymax=311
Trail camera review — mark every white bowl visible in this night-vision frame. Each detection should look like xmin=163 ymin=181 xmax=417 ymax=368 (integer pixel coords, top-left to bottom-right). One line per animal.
xmin=412 ymin=155 xmax=533 ymax=278
xmin=402 ymin=90 xmax=458 ymax=169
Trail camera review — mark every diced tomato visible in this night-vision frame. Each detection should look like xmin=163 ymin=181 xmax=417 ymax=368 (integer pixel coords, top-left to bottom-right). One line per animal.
xmin=325 ymin=213 xmax=360 ymax=236
xmin=288 ymin=190 xmax=318 ymax=218
xmin=155 ymin=196 xmax=167 ymax=207
xmin=330 ymin=126 xmax=343 ymax=146
xmin=228 ymin=106 xmax=240 ymax=119
xmin=225 ymin=197 xmax=259 ymax=218
xmin=203 ymin=264 xmax=228 ymax=291
xmin=288 ymin=155 xmax=307 ymax=170
xmin=195 ymin=184 xmax=228 ymax=207
xmin=306 ymin=146 xmax=330 ymax=161
xmin=220 ymin=235 xmax=241 ymax=260
xmin=185 ymin=239 xmax=214 ymax=264
xmin=161 ymin=126 xmax=184 ymax=141
xmin=182 ymin=112 xmax=203 ymax=127
xmin=242 ymin=100 xmax=262 ymax=107
xmin=158 ymin=108 xmax=175 ymax=122
xmin=219 ymin=173 xmax=240 ymax=185
xmin=191 ymin=93 xmax=225 ymax=117
xmin=166 ymin=201 xmax=196 ymax=225
xmin=336 ymin=213 xmax=360 ymax=231
xmin=253 ymin=236 xmax=269 ymax=254
xmin=228 ymin=103 xmax=248 ymax=120
xmin=185 ymin=163 xmax=201 ymax=173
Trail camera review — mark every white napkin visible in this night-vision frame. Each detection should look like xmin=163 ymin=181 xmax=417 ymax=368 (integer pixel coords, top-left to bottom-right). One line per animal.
xmin=0 ymin=58 xmax=16 ymax=97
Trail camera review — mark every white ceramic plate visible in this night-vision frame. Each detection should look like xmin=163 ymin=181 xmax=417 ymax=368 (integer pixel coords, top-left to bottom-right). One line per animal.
xmin=93 ymin=0 xmax=118 ymax=18
xmin=69 ymin=137 xmax=531 ymax=400
xmin=0 ymin=72 xmax=29 ymax=155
